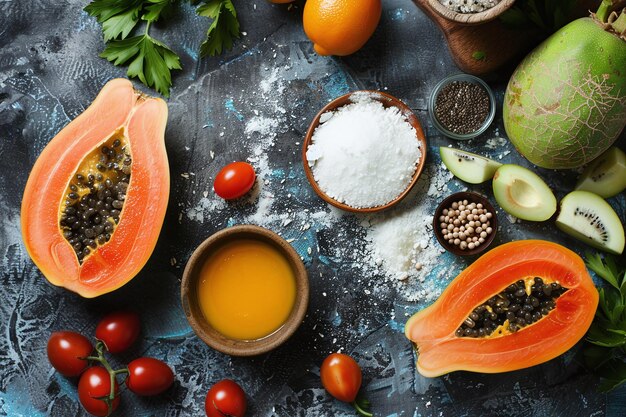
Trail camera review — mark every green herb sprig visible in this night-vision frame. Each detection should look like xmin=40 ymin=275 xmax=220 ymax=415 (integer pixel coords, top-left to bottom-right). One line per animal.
xmin=584 ymin=252 xmax=626 ymax=392
xmin=84 ymin=0 xmax=240 ymax=97
xmin=499 ymin=0 xmax=577 ymax=35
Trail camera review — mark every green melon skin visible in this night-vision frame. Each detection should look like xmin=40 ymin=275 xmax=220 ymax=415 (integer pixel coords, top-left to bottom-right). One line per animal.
xmin=504 ymin=17 xmax=626 ymax=169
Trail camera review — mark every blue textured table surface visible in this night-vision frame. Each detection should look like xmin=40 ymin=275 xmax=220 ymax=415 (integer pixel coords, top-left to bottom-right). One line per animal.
xmin=1 ymin=1 xmax=625 ymax=416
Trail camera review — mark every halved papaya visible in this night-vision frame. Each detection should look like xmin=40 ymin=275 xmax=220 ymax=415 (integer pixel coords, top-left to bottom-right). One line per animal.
xmin=21 ymin=79 xmax=169 ymax=298
xmin=405 ymin=240 xmax=598 ymax=377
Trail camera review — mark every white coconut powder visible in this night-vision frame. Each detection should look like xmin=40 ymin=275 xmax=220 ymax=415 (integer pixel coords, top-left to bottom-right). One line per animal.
xmin=306 ymin=96 xmax=422 ymax=208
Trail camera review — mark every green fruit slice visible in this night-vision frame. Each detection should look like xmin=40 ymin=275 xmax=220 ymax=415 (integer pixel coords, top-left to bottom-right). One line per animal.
xmin=556 ymin=190 xmax=625 ymax=255
xmin=575 ymin=147 xmax=626 ymax=198
xmin=440 ymin=147 xmax=502 ymax=184
xmin=492 ymin=164 xmax=556 ymax=221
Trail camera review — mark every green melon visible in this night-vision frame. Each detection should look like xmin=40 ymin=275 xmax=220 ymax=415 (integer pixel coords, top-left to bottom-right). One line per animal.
xmin=503 ymin=14 xmax=626 ymax=169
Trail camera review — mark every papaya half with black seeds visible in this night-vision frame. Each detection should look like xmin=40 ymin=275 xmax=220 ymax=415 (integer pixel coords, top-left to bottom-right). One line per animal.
xmin=405 ymin=240 xmax=598 ymax=377
xmin=21 ymin=78 xmax=169 ymax=298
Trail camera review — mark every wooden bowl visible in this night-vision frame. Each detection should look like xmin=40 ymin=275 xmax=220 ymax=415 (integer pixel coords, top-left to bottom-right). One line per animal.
xmin=426 ymin=0 xmax=516 ymax=25
xmin=181 ymin=225 xmax=309 ymax=356
xmin=302 ymin=91 xmax=427 ymax=213
xmin=433 ymin=192 xmax=498 ymax=256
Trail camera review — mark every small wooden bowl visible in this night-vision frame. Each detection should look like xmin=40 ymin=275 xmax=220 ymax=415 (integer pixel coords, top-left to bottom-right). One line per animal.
xmin=427 ymin=0 xmax=516 ymax=25
xmin=181 ymin=225 xmax=309 ymax=356
xmin=433 ymin=192 xmax=498 ymax=256
xmin=302 ymin=91 xmax=427 ymax=213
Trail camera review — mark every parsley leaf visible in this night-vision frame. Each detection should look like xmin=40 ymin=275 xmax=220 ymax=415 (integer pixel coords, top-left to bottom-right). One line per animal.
xmin=143 ymin=0 xmax=177 ymax=23
xmin=584 ymin=253 xmax=626 ymax=391
xmin=85 ymin=0 xmax=241 ymax=96
xmin=85 ymin=0 xmax=145 ymax=41
xmin=101 ymin=34 xmax=181 ymax=97
xmin=196 ymin=0 xmax=240 ymax=57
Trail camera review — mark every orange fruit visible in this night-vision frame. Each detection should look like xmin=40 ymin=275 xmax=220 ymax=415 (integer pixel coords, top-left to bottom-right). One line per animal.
xmin=303 ymin=0 xmax=382 ymax=56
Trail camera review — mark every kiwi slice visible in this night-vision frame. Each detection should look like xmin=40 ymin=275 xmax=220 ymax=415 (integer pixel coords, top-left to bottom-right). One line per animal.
xmin=492 ymin=164 xmax=556 ymax=221
xmin=575 ymin=147 xmax=626 ymax=198
xmin=556 ymin=190 xmax=625 ymax=255
xmin=440 ymin=147 xmax=502 ymax=184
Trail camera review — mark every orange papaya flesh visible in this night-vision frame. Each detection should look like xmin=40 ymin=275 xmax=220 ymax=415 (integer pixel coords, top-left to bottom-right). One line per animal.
xmin=404 ymin=240 xmax=598 ymax=377
xmin=21 ymin=79 xmax=170 ymax=298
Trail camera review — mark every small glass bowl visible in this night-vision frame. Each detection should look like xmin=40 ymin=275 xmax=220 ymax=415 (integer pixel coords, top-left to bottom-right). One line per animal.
xmin=428 ymin=73 xmax=496 ymax=141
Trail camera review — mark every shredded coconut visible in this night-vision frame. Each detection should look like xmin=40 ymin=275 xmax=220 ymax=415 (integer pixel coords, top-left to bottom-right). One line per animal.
xmin=306 ymin=96 xmax=422 ymax=208
xmin=440 ymin=0 xmax=500 ymax=13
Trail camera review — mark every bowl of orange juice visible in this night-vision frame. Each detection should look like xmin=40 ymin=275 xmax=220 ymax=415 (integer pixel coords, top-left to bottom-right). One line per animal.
xmin=181 ymin=225 xmax=309 ymax=356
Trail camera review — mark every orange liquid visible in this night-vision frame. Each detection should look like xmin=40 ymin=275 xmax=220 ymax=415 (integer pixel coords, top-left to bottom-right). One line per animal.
xmin=197 ymin=239 xmax=296 ymax=341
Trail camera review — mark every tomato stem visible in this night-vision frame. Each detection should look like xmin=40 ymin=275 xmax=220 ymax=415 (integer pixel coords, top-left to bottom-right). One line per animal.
xmin=351 ymin=398 xmax=373 ymax=417
xmin=90 ymin=340 xmax=119 ymax=416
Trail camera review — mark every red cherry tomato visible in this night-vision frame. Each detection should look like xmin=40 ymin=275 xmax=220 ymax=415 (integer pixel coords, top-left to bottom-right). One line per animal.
xmin=78 ymin=367 xmax=120 ymax=417
xmin=213 ymin=162 xmax=256 ymax=200
xmin=320 ymin=353 xmax=362 ymax=403
xmin=205 ymin=379 xmax=247 ymax=417
xmin=126 ymin=357 xmax=174 ymax=396
xmin=95 ymin=311 xmax=140 ymax=354
xmin=47 ymin=331 xmax=93 ymax=377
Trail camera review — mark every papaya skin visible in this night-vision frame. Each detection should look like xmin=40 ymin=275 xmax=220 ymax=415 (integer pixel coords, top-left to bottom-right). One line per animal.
xmin=404 ymin=240 xmax=598 ymax=377
xmin=503 ymin=17 xmax=626 ymax=169
xmin=21 ymin=79 xmax=170 ymax=298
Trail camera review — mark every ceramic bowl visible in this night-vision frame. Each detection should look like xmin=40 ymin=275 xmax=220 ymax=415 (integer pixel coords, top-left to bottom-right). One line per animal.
xmin=181 ymin=225 xmax=309 ymax=356
xmin=302 ymin=90 xmax=427 ymax=213
xmin=426 ymin=0 xmax=516 ymax=25
xmin=433 ymin=191 xmax=498 ymax=256
xmin=428 ymin=73 xmax=496 ymax=140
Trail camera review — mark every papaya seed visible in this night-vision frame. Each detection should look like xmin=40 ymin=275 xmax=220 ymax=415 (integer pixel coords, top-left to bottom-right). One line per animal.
xmin=59 ymin=133 xmax=132 ymax=263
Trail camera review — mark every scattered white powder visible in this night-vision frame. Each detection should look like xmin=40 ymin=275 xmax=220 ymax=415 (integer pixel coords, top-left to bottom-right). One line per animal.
xmin=184 ymin=62 xmax=454 ymax=304
xmin=306 ymin=97 xmax=422 ymax=208
xmin=485 ymin=136 xmax=508 ymax=150
xmin=360 ymin=165 xmax=456 ymax=301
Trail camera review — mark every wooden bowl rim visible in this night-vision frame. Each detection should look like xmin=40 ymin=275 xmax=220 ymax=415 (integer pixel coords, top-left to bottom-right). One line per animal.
xmin=180 ymin=225 xmax=309 ymax=356
xmin=302 ymin=90 xmax=428 ymax=213
xmin=433 ymin=191 xmax=498 ymax=256
xmin=426 ymin=0 xmax=516 ymax=25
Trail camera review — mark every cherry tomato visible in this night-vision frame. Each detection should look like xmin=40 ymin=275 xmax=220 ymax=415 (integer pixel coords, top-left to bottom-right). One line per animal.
xmin=213 ymin=162 xmax=256 ymax=200
xmin=126 ymin=357 xmax=174 ymax=396
xmin=78 ymin=367 xmax=120 ymax=417
xmin=95 ymin=311 xmax=140 ymax=354
xmin=205 ymin=379 xmax=247 ymax=417
xmin=47 ymin=331 xmax=93 ymax=377
xmin=320 ymin=353 xmax=362 ymax=403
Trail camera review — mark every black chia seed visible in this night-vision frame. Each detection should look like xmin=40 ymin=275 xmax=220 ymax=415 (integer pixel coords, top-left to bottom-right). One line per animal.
xmin=455 ymin=277 xmax=567 ymax=338
xmin=435 ymin=81 xmax=490 ymax=135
